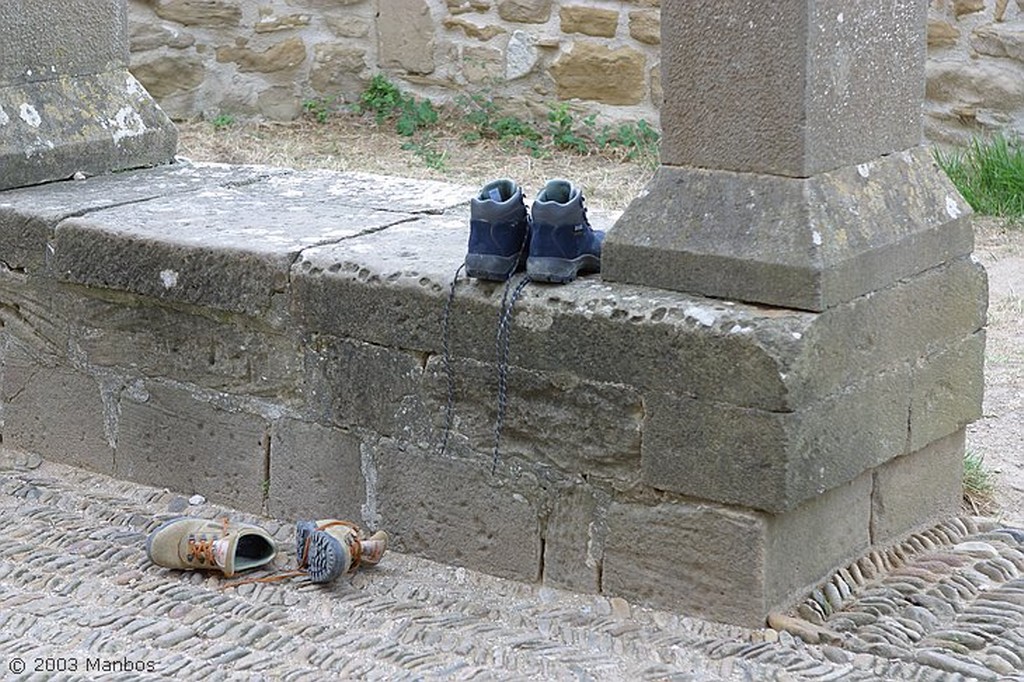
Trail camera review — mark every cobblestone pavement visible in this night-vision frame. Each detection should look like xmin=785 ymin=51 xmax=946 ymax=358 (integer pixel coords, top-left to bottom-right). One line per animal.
xmin=2 ymin=458 xmax=1024 ymax=681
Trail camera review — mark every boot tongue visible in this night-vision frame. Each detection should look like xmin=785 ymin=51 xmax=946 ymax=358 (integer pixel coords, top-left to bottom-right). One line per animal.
xmin=212 ymin=538 xmax=232 ymax=571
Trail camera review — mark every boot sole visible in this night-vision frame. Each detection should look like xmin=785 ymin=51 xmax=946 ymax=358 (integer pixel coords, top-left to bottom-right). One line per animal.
xmin=526 ymin=255 xmax=600 ymax=284
xmin=304 ymin=530 xmax=346 ymax=584
xmin=465 ymin=253 xmax=521 ymax=281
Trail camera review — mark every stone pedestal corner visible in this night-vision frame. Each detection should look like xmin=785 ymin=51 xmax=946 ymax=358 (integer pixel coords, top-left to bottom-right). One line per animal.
xmin=0 ymin=0 xmax=177 ymax=191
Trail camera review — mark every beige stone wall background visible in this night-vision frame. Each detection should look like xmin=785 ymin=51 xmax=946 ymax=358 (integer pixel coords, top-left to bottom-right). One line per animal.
xmin=129 ymin=0 xmax=1024 ymax=144
xmin=928 ymin=0 xmax=1024 ymax=144
xmin=127 ymin=0 xmax=662 ymax=126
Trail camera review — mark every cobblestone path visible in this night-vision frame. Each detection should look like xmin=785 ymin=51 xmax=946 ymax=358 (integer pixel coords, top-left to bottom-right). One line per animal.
xmin=1 ymin=459 xmax=1023 ymax=681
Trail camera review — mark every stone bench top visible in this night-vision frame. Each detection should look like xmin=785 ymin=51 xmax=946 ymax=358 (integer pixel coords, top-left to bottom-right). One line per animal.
xmin=0 ymin=161 xmax=984 ymax=421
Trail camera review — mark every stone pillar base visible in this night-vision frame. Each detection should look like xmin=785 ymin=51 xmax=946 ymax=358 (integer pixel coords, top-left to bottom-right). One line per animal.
xmin=0 ymin=71 xmax=178 ymax=190
xmin=602 ymin=147 xmax=973 ymax=311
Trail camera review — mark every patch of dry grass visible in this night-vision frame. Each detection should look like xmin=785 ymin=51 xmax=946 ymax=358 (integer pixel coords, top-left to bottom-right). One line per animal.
xmin=175 ymin=113 xmax=656 ymax=212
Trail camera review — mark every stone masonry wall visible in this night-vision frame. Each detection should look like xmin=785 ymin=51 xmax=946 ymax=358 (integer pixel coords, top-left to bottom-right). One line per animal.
xmin=928 ymin=0 xmax=1024 ymax=143
xmin=129 ymin=0 xmax=1024 ymax=143
xmin=127 ymin=0 xmax=662 ymax=125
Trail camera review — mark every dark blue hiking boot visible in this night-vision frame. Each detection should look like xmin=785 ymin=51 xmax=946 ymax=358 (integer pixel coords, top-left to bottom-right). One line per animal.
xmin=465 ymin=178 xmax=530 ymax=281
xmin=527 ymin=179 xmax=604 ymax=283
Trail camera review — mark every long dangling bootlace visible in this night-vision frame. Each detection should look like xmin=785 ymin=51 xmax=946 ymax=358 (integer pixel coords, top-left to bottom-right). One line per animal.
xmin=437 ymin=263 xmax=465 ymax=457
xmin=492 ymin=274 xmax=531 ymax=474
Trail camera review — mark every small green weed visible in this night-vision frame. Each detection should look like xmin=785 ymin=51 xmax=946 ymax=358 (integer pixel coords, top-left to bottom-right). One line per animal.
xmin=211 ymin=113 xmax=235 ymax=131
xmin=935 ymin=133 xmax=1024 ymax=220
xmin=359 ymin=74 xmax=437 ymax=136
xmin=402 ymin=137 xmax=447 ymax=171
xmin=596 ymin=119 xmax=661 ymax=164
xmin=548 ymin=103 xmax=590 ymax=154
xmin=962 ymin=450 xmax=997 ymax=515
xmin=303 ymin=96 xmax=339 ymax=124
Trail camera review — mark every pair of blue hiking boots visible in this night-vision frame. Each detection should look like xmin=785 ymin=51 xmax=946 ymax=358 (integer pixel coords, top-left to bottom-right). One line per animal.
xmin=465 ymin=178 xmax=604 ymax=283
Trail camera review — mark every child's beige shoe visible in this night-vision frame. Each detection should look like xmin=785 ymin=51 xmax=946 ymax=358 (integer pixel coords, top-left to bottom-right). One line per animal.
xmin=295 ymin=519 xmax=389 ymax=583
xmin=146 ymin=517 xmax=277 ymax=577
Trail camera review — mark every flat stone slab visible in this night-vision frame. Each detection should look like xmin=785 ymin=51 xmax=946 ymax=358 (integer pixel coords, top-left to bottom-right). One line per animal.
xmin=49 ymin=165 xmax=474 ymax=316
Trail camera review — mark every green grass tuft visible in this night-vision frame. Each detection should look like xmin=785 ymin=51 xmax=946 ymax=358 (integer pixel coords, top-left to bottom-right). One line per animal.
xmin=935 ymin=133 xmax=1024 ymax=221
xmin=962 ymin=450 xmax=997 ymax=516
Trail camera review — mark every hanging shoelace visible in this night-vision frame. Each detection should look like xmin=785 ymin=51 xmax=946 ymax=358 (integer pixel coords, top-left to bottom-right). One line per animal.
xmin=492 ymin=274 xmax=531 ymax=474
xmin=437 ymin=263 xmax=466 ymax=458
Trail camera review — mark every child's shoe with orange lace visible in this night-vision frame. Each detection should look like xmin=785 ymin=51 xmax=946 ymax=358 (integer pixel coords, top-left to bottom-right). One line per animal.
xmin=295 ymin=519 xmax=389 ymax=584
xmin=146 ymin=517 xmax=277 ymax=577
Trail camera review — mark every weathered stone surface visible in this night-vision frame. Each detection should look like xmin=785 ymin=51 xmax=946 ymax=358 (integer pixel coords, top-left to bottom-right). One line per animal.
xmin=462 ymin=45 xmax=503 ymax=83
xmin=971 ymin=22 xmax=1024 ymax=62
xmin=117 ymin=382 xmax=268 ymax=512
xmin=374 ymin=440 xmax=543 ymax=581
xmin=304 ymin=336 xmax=425 ymax=439
xmin=291 ymin=212 xmax=809 ymax=411
xmin=789 ymin=257 xmax=987 ymax=405
xmin=310 ymin=44 xmax=367 ymax=93
xmin=953 ymin=0 xmax=985 ymax=16
xmin=153 ymin=0 xmax=242 ymax=27
xmin=550 ymin=42 xmax=646 ymax=105
xmin=628 ymin=10 xmax=660 ymax=45
xmin=559 ymin=6 xmax=619 ymax=38
xmin=765 ymin=473 xmax=872 ymax=609
xmin=928 ymin=19 xmax=960 ymax=49
xmin=0 ymin=0 xmax=128 ymax=85
xmin=0 ymin=71 xmax=178 ymax=191
xmin=325 ymin=15 xmax=371 ymax=38
xmin=505 ymin=30 xmax=539 ymax=79
xmin=378 ymin=0 xmax=436 ymax=74
xmin=909 ymin=332 xmax=986 ymax=451
xmin=129 ymin=20 xmax=196 ymax=52
xmin=423 ymin=356 xmax=642 ymax=483
xmin=926 ymin=58 xmax=1024 ymax=110
xmin=257 ymin=86 xmax=303 ymax=120
xmin=604 ymin=147 xmax=974 ymax=311
xmin=0 ymin=271 xmax=69 ymax=358
xmin=216 ymin=37 xmax=307 ymax=73
xmin=660 ymin=0 xmax=925 ymax=176
xmin=603 ymin=476 xmax=871 ymax=626
xmin=444 ymin=16 xmax=505 ymax=40
xmin=497 ymin=0 xmax=551 ymax=23
xmin=68 ymin=290 xmax=304 ymax=397
xmin=1 ymin=343 xmax=113 ymax=474
xmin=131 ymin=54 xmax=205 ymax=98
xmin=52 ymin=173 xmax=416 ymax=316
xmin=642 ymin=367 xmax=911 ymax=513
xmin=293 ymin=209 xmax=985 ymax=425
xmin=447 ymin=0 xmax=491 ymax=14
xmin=650 ymin=62 xmax=661 ymax=107
xmin=543 ymin=485 xmax=603 ymax=593
xmin=268 ymin=418 xmax=365 ymax=521
xmin=255 ymin=11 xmax=312 ymax=33
xmin=872 ymin=430 xmax=965 ymax=544
xmin=0 ymin=163 xmax=285 ymax=272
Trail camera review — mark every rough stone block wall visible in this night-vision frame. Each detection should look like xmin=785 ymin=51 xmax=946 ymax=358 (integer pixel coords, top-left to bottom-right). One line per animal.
xmin=927 ymin=0 xmax=1024 ymax=143
xmin=128 ymin=0 xmax=1024 ymax=142
xmin=127 ymin=0 xmax=662 ymax=124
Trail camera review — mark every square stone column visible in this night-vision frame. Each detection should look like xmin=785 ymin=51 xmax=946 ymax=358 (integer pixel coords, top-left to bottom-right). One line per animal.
xmin=0 ymin=0 xmax=178 ymax=191
xmin=603 ymin=0 xmax=973 ymax=312
xmin=599 ymin=1 xmax=986 ymax=622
